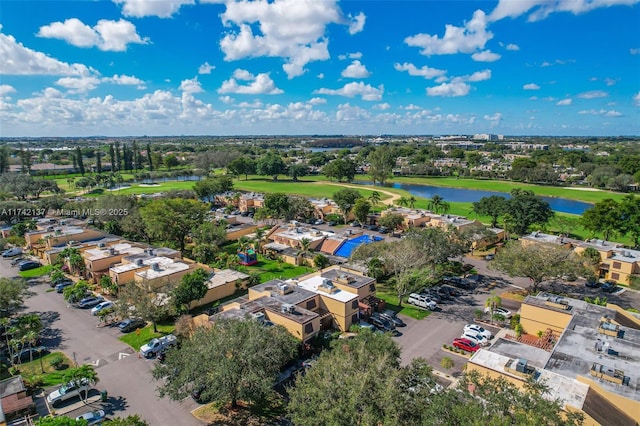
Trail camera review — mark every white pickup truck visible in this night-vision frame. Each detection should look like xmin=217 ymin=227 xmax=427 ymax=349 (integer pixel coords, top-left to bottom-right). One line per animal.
xmin=139 ymin=334 xmax=177 ymax=358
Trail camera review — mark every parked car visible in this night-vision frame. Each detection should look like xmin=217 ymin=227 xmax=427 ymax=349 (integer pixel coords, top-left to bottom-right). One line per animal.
xmin=327 ymin=221 xmax=337 ymax=226
xmin=350 ymin=221 xmax=360 ymax=227
xmin=484 ymin=254 xmax=495 ymax=260
xmin=91 ymin=301 xmax=114 ymax=316
xmin=484 ymin=307 xmax=512 ymax=319
xmin=461 ymin=331 xmax=489 ymax=346
xmin=77 ymin=295 xmax=104 ymax=309
xmin=47 ymin=379 xmax=91 ymax=406
xmin=76 ymin=410 xmax=106 ymax=425
xmin=2 ymin=247 xmax=23 ymax=258
xmin=314 ymin=219 xmax=324 ymax=225
xmin=452 ymin=338 xmax=480 ymax=353
xmin=369 ymin=316 xmax=401 ymax=336
xmin=19 ymin=261 xmax=41 ymax=271
xmin=13 ymin=346 xmax=49 ymax=363
xmin=419 ymin=290 xmax=442 ymax=304
xmin=407 ymin=293 xmax=437 ymax=310
xmin=356 ymin=321 xmax=376 ymax=331
xmin=585 ymin=279 xmax=600 ymax=288
xmin=51 ymin=278 xmax=73 ymax=288
xmin=55 ymin=281 xmax=74 ymax=293
xmin=379 ymin=310 xmax=406 ymax=327
xmin=10 ymin=257 xmax=27 ymax=266
xmin=378 ymin=227 xmax=389 ymax=234
xmin=366 ymin=224 xmax=379 ymax=231
xmin=464 ymin=324 xmax=493 ymax=340
xmin=118 ymin=318 xmax=147 ymax=333
xmin=601 ymin=281 xmax=618 ymax=293
xmin=139 ymin=334 xmax=177 ymax=358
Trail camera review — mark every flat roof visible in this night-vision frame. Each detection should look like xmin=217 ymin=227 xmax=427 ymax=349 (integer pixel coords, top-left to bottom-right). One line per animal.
xmin=251 ymin=279 xmax=317 ymax=305
xmin=207 ymin=269 xmax=249 ymax=289
xmin=84 ymin=243 xmax=144 ymax=261
xmin=469 ymin=349 xmax=589 ymax=411
xmin=578 ymin=239 xmax=624 ymax=250
xmin=212 ymin=296 xmax=318 ymax=325
xmin=521 ymin=231 xmax=569 ymax=245
xmin=488 ymin=338 xmax=552 ymax=368
xmin=320 ymin=268 xmax=375 ymax=289
xmin=135 ymin=261 xmax=190 ymax=280
xmin=27 ymin=226 xmax=86 ymax=238
xmin=110 ymin=256 xmax=176 ymax=273
xmin=273 ymin=226 xmax=329 ymax=242
xmin=609 ymin=248 xmax=640 ymax=263
xmin=295 ymin=275 xmax=359 ymax=303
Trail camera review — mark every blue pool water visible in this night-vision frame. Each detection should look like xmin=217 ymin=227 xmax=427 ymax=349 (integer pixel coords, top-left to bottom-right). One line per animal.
xmin=334 ymin=234 xmax=383 ymax=258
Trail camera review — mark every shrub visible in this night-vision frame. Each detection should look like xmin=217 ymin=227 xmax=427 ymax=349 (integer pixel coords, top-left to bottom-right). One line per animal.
xmin=510 ymin=313 xmax=521 ymax=330
xmin=473 ymin=309 xmax=484 ymax=320
xmin=49 ymin=353 xmax=65 ymax=370
xmin=514 ymin=323 xmax=524 ymax=338
xmin=440 ymin=356 xmax=454 ymax=370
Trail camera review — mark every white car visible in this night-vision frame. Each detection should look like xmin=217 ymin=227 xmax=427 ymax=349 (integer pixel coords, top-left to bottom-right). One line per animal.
xmin=407 ymin=293 xmax=437 ymax=310
xmin=2 ymin=247 xmax=22 ymax=257
xmin=91 ymin=301 xmax=114 ymax=316
xmin=76 ymin=409 xmax=106 ymax=425
xmin=46 ymin=379 xmax=90 ymax=406
xmin=484 ymin=306 xmax=512 ymax=319
xmin=464 ymin=324 xmax=493 ymax=340
xmin=461 ymin=331 xmax=489 ymax=346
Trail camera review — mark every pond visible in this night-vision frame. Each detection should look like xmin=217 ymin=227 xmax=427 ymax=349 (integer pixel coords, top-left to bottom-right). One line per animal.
xmin=357 ymin=181 xmax=592 ymax=215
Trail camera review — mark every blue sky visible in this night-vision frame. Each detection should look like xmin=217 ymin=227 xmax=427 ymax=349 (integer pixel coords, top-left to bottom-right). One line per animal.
xmin=1 ymin=0 xmax=639 ymax=137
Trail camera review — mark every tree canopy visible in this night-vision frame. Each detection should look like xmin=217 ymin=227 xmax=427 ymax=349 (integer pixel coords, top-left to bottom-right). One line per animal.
xmin=139 ymin=198 xmax=209 ymax=251
xmin=332 ymin=188 xmax=362 ymax=224
xmin=490 ymin=241 xmax=586 ymax=293
xmin=472 ymin=195 xmax=508 ymax=228
xmin=153 ymin=319 xmax=297 ymax=408
xmin=256 ymin=152 xmax=287 ymax=180
xmin=505 ymin=189 xmax=554 ymax=235
xmin=0 ymin=277 xmax=28 ymax=318
xmin=173 ymin=268 xmax=210 ymax=313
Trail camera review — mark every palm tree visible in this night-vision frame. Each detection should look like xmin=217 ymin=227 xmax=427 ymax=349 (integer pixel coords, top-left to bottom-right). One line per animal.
xmin=64 ymin=364 xmax=99 ymax=402
xmin=396 ymin=197 xmax=410 ymax=207
xmin=428 ymin=195 xmax=450 ymax=214
xmin=297 ymin=237 xmax=312 ymax=268
xmin=368 ymin=191 xmax=381 ymax=210
xmin=408 ymin=196 xmax=417 ymax=209
xmin=254 ymin=227 xmax=266 ymax=253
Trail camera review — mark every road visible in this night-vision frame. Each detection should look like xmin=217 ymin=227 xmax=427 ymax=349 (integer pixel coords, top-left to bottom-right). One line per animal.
xmin=1 ymin=257 xmax=203 ymax=425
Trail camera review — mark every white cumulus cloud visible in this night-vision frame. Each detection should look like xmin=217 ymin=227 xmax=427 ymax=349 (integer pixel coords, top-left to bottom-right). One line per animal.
xmin=38 ymin=18 xmax=148 ymax=52
xmin=341 ymin=60 xmax=371 ymax=78
xmin=505 ymin=43 xmax=520 ymax=51
xmin=556 ymin=98 xmax=572 ymax=106
xmin=104 ymin=74 xmax=146 ymax=89
xmin=348 ymin=12 xmax=366 ymax=35
xmin=426 ymin=81 xmax=471 ymax=97
xmin=471 ymin=49 xmax=501 ymax=62
xmin=483 ymin=112 xmax=503 ymax=127
xmin=218 ymin=70 xmax=283 ymax=95
xmin=1 ymin=27 xmax=92 ymax=76
xmin=198 ymin=62 xmax=215 ymax=74
xmin=315 ymin=82 xmax=383 ymax=101
xmin=466 ymin=69 xmax=492 ymax=82
xmin=55 ymin=76 xmax=101 ymax=93
xmin=490 ymin=0 xmax=640 ymax=22
xmin=219 ymin=0 xmax=351 ymax=78
xmin=373 ymin=103 xmax=391 ymax=110
xmin=577 ymin=90 xmax=608 ymax=99
xmin=393 ymin=62 xmax=446 ymax=79
xmin=180 ymin=77 xmax=204 ymax=94
xmin=634 ymin=91 xmax=640 ymax=106
xmin=523 ymin=83 xmax=540 ymax=90
xmin=0 ymin=84 xmax=16 ymax=97
xmin=113 ymin=0 xmax=195 ymax=18
xmin=404 ymin=10 xmax=492 ymax=56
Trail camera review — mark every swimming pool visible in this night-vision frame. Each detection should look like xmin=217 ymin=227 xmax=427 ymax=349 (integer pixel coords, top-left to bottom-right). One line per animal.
xmin=334 ymin=234 xmax=384 ymax=258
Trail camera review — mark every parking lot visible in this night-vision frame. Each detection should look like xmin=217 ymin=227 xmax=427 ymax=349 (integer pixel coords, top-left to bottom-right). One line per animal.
xmin=0 ymin=258 xmax=203 ymax=425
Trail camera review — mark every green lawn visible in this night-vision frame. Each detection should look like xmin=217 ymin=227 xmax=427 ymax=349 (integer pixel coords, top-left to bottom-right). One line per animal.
xmin=375 ymin=281 xmax=431 ymax=320
xmin=19 ymin=264 xmax=52 ymax=278
xmin=237 ymin=257 xmax=310 ymax=283
xmin=119 ymin=323 xmax=176 ymax=351
xmin=0 ymin=352 xmax=73 ymax=386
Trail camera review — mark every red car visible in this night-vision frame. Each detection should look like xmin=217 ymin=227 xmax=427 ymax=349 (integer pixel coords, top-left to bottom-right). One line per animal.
xmin=453 ymin=338 xmax=480 ymax=353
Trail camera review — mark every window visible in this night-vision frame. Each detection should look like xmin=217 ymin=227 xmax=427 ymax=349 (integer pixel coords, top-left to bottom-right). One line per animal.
xmin=306 ymin=299 xmax=317 ymax=310
xmin=351 ymin=314 xmax=359 ymax=324
xmin=351 ymin=300 xmax=359 ymax=309
xmin=304 ymin=323 xmax=314 ymax=334
xmin=611 ymin=273 xmax=620 ymax=280
xmin=369 ymin=284 xmax=376 ymax=293
xmin=612 ymin=262 xmax=621 ymax=269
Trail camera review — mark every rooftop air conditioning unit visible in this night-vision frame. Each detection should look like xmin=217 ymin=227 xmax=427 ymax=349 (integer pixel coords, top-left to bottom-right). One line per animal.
xmin=147 ymin=248 xmax=154 ymax=256
xmin=98 ymin=242 xmax=106 ymax=248
xmin=46 ymin=226 xmax=54 ymax=231
xmin=60 ymin=220 xmax=67 ymax=225
xmin=109 ymin=248 xmax=116 ymax=255
xmin=151 ymin=262 xmax=160 ymax=271
xmin=136 ymin=258 xmax=144 ymax=266
xmin=281 ymin=303 xmax=295 ymax=314
xmin=279 ymin=284 xmax=293 ymax=295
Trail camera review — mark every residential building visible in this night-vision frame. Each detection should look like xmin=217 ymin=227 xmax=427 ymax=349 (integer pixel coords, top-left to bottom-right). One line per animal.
xmin=0 ymin=376 xmax=34 ymax=423
xmin=134 ymin=258 xmax=211 ymax=290
xmin=82 ymin=242 xmax=147 ymax=282
xmin=574 ymin=240 xmax=640 ymax=285
xmin=268 ymin=225 xmax=331 ymax=250
xmin=467 ymin=293 xmax=640 ymax=426
xmin=188 ymin=269 xmax=249 ymax=309
xmin=520 ymin=231 xmax=576 ymax=248
xmin=25 ymin=225 xmax=104 ymax=251
xmin=211 ymin=265 xmax=379 ymax=341
xmin=108 ymin=247 xmax=182 ymax=285
xmin=238 ymin=193 xmax=264 ymax=212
